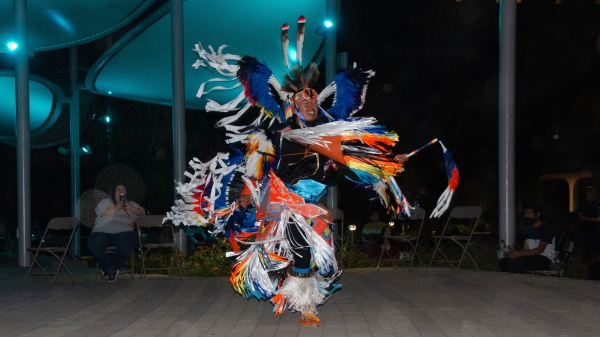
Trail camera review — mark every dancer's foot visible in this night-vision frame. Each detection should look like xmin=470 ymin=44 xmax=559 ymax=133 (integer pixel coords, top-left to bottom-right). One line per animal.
xmin=299 ymin=313 xmax=320 ymax=326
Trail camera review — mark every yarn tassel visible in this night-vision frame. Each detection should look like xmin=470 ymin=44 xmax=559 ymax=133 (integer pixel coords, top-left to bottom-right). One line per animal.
xmin=229 ymin=245 xmax=274 ymax=300
xmin=430 ymin=141 xmax=459 ymax=218
xmin=271 ymin=292 xmax=286 ymax=316
xmin=228 ymin=231 xmax=240 ymax=253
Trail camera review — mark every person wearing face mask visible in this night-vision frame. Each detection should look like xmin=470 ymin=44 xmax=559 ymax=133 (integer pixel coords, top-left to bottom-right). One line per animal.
xmin=499 ymin=204 xmax=555 ymax=273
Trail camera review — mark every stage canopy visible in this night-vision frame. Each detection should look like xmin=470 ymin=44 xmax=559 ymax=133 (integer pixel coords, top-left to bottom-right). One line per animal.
xmin=85 ymin=0 xmax=326 ymax=110
xmin=0 ymin=0 xmax=156 ymax=147
xmin=0 ymin=0 xmax=326 ymax=147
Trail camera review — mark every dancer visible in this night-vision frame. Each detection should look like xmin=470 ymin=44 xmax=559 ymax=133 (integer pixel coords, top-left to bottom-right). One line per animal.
xmin=168 ymin=15 xmax=458 ymax=326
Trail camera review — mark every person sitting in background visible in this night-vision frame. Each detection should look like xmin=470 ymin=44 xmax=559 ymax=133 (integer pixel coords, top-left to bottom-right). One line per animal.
xmin=577 ymin=186 xmax=600 ymax=263
xmin=88 ymin=184 xmax=144 ymax=282
xmin=499 ymin=204 xmax=555 ymax=274
xmin=361 ymin=212 xmax=387 ymax=252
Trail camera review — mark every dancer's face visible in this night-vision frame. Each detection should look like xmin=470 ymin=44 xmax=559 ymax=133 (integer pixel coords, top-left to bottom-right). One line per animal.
xmin=295 ymin=100 xmax=318 ymax=122
xmin=293 ymin=88 xmax=318 ymax=123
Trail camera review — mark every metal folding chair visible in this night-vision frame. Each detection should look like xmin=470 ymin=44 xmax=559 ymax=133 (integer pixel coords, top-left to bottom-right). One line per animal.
xmin=428 ymin=206 xmax=482 ymax=270
xmin=527 ymin=241 xmax=574 ymax=277
xmin=332 ymin=208 xmax=344 ymax=269
xmin=377 ymin=208 xmax=426 ymax=270
xmin=137 ymin=215 xmax=182 ymax=278
xmin=23 ymin=217 xmax=79 ymax=286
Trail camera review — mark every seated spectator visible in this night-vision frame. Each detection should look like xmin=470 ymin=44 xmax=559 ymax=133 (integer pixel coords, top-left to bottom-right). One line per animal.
xmin=361 ymin=212 xmax=387 ymax=251
xmin=88 ymin=184 xmax=144 ymax=282
xmin=499 ymin=204 xmax=555 ymax=274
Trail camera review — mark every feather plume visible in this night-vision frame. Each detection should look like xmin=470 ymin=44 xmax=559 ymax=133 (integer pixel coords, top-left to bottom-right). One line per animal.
xmin=319 ymin=65 xmax=375 ymax=120
xmin=296 ymin=16 xmax=306 ymax=66
xmin=281 ymin=63 xmax=320 ymax=94
xmin=237 ymin=56 xmax=286 ymax=120
xmin=281 ymin=23 xmax=290 ymax=69
xmin=244 ymin=130 xmax=278 ymax=180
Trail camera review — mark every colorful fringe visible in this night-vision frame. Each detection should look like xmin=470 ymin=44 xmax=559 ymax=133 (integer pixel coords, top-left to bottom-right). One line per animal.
xmin=244 ymin=130 xmax=277 ymax=180
xmin=430 ymin=141 xmax=460 ymax=218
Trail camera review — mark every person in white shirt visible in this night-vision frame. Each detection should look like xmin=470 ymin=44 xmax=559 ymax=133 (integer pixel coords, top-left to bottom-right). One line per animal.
xmin=88 ymin=184 xmax=144 ymax=282
xmin=499 ymin=204 xmax=555 ymax=273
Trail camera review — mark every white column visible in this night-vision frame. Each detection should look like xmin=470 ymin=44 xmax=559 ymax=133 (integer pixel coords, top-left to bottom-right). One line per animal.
xmin=498 ymin=0 xmax=517 ymax=246
xmin=15 ymin=0 xmax=31 ymax=267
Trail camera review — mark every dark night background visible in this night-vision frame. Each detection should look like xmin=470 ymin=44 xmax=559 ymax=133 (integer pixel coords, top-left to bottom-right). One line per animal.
xmin=1 ymin=0 xmax=600 ymax=235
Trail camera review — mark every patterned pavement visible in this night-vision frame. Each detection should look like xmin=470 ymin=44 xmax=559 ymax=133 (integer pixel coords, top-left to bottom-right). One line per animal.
xmin=1 ymin=267 xmax=600 ymax=337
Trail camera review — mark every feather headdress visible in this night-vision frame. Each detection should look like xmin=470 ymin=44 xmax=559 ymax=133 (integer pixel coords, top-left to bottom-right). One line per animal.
xmin=281 ymin=63 xmax=320 ymax=94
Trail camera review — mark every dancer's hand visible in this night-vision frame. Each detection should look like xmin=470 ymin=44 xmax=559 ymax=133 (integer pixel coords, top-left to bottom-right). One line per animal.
xmin=394 ymin=154 xmax=409 ymax=163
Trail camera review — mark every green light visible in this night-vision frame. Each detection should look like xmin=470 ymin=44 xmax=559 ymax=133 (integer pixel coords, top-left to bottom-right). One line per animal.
xmin=324 ymin=20 xmax=333 ymax=28
xmin=105 ymin=116 xmax=111 ymax=123
xmin=7 ymin=41 xmax=18 ymax=51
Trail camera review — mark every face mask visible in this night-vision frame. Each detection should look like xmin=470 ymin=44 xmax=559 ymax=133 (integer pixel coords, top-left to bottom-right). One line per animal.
xmin=523 ymin=218 xmax=535 ymax=226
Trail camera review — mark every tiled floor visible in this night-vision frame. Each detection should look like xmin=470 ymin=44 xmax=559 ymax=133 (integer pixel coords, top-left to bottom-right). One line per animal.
xmin=2 ymin=267 xmax=599 ymax=336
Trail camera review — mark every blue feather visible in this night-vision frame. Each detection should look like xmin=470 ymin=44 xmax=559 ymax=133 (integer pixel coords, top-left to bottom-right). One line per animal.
xmin=238 ymin=56 xmax=285 ymax=120
xmin=327 ymin=68 xmax=371 ymax=120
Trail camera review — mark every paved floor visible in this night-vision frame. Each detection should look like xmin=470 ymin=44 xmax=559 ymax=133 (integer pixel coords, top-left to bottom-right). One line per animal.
xmin=1 ymin=267 xmax=600 ymax=337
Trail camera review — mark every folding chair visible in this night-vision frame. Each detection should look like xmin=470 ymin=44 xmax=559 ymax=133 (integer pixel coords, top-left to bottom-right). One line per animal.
xmin=428 ymin=206 xmax=482 ymax=270
xmin=527 ymin=241 xmax=574 ymax=277
xmin=331 ymin=208 xmax=344 ymax=269
xmin=23 ymin=217 xmax=79 ymax=286
xmin=137 ymin=215 xmax=182 ymax=278
xmin=377 ymin=208 xmax=426 ymax=270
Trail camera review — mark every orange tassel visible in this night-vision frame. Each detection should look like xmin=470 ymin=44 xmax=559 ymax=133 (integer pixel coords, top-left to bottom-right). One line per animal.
xmin=271 ymin=293 xmax=286 ymax=316
xmin=229 ymin=231 xmax=240 ymax=252
xmin=449 ymin=167 xmax=459 ymax=190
